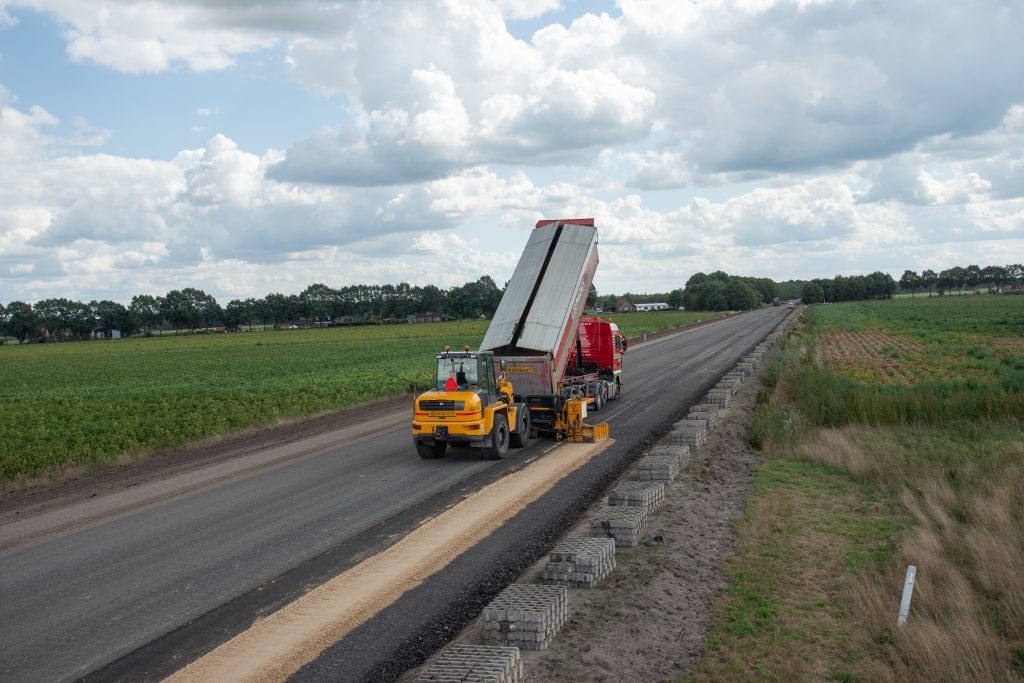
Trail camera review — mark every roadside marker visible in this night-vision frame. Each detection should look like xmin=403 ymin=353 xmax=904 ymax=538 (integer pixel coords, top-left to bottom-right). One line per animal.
xmin=897 ymin=565 xmax=917 ymax=627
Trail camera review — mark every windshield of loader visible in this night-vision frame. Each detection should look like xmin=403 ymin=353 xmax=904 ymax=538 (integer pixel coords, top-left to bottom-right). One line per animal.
xmin=436 ymin=355 xmax=479 ymax=390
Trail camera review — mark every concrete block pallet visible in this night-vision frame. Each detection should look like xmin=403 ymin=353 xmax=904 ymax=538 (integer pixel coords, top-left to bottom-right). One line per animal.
xmin=608 ymin=480 xmax=665 ymax=512
xmin=669 ymin=419 xmax=707 ymax=448
xmin=686 ymin=406 xmax=718 ymax=430
xmin=632 ymin=451 xmax=682 ymax=482
xmin=415 ymin=644 xmax=523 ymax=682
xmin=541 ymin=537 xmax=616 ymax=588
xmin=592 ymin=505 xmax=648 ymax=547
xmin=716 ymin=376 xmax=743 ymax=393
xmin=483 ymin=584 xmax=568 ymax=651
xmin=705 ymin=389 xmax=731 ymax=408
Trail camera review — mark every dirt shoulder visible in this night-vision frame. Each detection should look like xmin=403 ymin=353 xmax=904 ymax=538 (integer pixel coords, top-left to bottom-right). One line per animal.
xmin=405 ymin=376 xmax=764 ymax=681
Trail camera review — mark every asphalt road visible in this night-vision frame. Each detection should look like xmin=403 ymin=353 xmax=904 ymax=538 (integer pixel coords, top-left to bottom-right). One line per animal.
xmin=0 ymin=306 xmax=792 ymax=682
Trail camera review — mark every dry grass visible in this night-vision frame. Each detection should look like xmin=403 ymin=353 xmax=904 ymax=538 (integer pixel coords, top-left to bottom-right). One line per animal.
xmin=759 ymin=425 xmax=1024 ymax=682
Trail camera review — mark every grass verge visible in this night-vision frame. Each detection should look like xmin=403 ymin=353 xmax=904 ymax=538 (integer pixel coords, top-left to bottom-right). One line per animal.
xmin=696 ymin=297 xmax=1024 ymax=681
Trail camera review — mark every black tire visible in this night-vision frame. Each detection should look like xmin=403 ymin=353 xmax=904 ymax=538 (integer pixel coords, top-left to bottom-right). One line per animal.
xmin=416 ymin=441 xmax=447 ymax=459
xmin=608 ymin=379 xmax=620 ymax=400
xmin=486 ymin=413 xmax=510 ymax=459
xmin=592 ymin=385 xmax=604 ymax=411
xmin=510 ymin=406 xmax=531 ymax=448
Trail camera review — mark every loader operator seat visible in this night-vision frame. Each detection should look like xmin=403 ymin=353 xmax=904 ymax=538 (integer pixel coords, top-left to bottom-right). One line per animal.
xmin=456 ymin=369 xmax=469 ymax=388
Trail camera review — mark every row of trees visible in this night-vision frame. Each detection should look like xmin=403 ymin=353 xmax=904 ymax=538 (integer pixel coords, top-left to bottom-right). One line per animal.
xmin=1 ymin=277 xmax=504 ymax=343
xmin=5 ymin=262 xmax=1018 ymax=343
xmin=779 ymin=272 xmax=898 ymax=304
xmin=897 ymin=264 xmax=1023 ymax=296
xmin=679 ymin=272 xmax=783 ymax=312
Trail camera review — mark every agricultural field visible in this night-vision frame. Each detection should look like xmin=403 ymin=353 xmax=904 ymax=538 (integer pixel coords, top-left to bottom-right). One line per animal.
xmin=0 ymin=309 xmax=713 ymax=485
xmin=698 ymin=294 xmax=1024 ymax=681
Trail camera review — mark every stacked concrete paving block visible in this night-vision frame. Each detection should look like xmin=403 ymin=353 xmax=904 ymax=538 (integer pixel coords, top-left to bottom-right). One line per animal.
xmin=483 ymin=584 xmax=568 ymax=651
xmin=670 ymin=418 xmax=707 ymax=449
xmin=687 ymin=404 xmax=719 ymax=430
xmin=659 ymin=428 xmax=690 ymax=447
xmin=416 ymin=644 xmax=523 ymax=682
xmin=716 ymin=375 xmax=743 ymax=394
xmin=706 ymin=388 xmax=732 ymax=408
xmin=633 ymin=450 xmax=682 ymax=481
xmin=608 ymin=480 xmax=665 ymax=512
xmin=541 ymin=537 xmax=616 ymax=588
xmin=592 ymin=505 xmax=648 ymax=547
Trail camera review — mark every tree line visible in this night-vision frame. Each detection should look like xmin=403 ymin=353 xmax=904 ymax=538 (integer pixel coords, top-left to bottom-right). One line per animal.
xmin=4 ymin=262 xmax=1019 ymax=343
xmin=776 ymin=262 xmax=1022 ymax=303
xmin=779 ymin=271 xmax=898 ymax=304
xmin=675 ymin=272 xmax=783 ymax=312
xmin=0 ymin=277 xmax=504 ymax=343
xmin=896 ymin=264 xmax=1023 ymax=296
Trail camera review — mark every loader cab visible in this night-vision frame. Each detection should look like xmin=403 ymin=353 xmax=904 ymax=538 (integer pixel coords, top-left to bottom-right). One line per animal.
xmin=436 ymin=351 xmax=498 ymax=400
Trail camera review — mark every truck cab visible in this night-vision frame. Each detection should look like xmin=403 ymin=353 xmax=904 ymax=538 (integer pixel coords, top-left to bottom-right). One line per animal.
xmin=412 ymin=348 xmax=529 ymax=459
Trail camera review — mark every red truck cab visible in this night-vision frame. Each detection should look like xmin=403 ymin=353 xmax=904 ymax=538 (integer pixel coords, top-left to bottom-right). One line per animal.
xmin=566 ymin=316 xmax=627 ymax=395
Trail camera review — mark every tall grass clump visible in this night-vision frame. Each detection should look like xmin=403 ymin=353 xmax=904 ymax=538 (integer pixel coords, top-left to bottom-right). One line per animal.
xmin=747 ymin=344 xmax=806 ymax=451
xmin=791 ymin=365 xmax=1024 ymax=425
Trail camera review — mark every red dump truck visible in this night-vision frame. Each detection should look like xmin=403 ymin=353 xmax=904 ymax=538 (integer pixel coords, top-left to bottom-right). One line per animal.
xmin=412 ymin=218 xmax=626 ymax=459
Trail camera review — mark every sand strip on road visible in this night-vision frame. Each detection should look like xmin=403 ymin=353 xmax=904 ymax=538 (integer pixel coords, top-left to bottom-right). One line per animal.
xmin=168 ymin=439 xmax=612 ymax=682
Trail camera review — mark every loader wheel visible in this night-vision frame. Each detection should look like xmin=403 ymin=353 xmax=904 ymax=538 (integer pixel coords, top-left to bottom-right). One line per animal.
xmin=417 ymin=441 xmax=447 ymax=459
xmin=486 ymin=414 xmax=510 ymax=459
xmin=510 ymin=407 xmax=531 ymax=448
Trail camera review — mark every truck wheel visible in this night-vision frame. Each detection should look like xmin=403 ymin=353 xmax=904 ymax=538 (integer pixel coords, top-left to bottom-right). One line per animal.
xmin=510 ymin=407 xmax=531 ymax=448
xmin=417 ymin=441 xmax=447 ymax=459
xmin=608 ymin=379 xmax=620 ymax=400
xmin=487 ymin=414 xmax=510 ymax=459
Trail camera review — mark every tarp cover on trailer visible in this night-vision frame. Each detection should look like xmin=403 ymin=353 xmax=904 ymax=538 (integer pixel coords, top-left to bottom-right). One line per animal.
xmin=480 ymin=220 xmax=598 ymax=387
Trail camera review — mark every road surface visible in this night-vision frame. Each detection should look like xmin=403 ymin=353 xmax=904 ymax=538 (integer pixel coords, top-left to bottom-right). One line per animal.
xmin=0 ymin=306 xmax=791 ymax=682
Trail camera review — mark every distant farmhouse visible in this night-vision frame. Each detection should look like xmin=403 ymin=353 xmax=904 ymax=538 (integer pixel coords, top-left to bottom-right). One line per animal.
xmin=614 ymin=299 xmax=670 ymax=313
xmin=407 ymin=311 xmax=448 ymax=324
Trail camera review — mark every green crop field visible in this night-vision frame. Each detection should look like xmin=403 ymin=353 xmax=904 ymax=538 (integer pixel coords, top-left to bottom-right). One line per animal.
xmin=0 ymin=309 xmax=715 ymax=484
xmin=701 ymin=294 xmax=1024 ymax=682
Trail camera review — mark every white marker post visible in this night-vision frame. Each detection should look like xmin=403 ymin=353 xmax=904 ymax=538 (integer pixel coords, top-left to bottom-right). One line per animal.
xmin=897 ymin=565 xmax=917 ymax=627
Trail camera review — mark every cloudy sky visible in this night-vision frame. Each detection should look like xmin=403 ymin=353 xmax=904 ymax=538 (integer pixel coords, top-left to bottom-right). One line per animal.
xmin=1 ymin=0 xmax=1022 ymax=305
